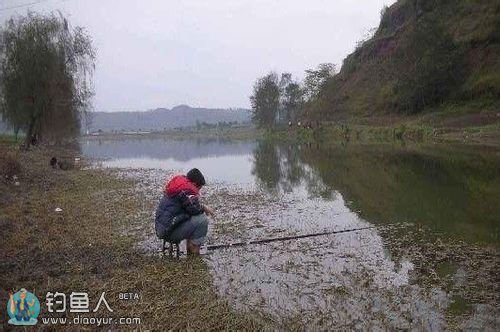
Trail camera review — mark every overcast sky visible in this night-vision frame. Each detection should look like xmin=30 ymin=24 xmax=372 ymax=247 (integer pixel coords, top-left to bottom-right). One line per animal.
xmin=1 ymin=0 xmax=396 ymax=112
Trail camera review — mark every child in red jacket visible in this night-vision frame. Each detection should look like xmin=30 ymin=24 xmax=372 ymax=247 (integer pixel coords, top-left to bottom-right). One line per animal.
xmin=155 ymin=168 xmax=214 ymax=255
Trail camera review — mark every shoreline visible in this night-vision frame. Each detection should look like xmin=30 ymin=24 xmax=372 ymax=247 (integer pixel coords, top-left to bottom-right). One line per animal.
xmin=95 ymin=159 xmax=500 ymax=330
xmin=1 ymin=141 xmax=498 ymax=329
xmin=0 ymin=143 xmax=266 ymax=330
xmin=78 ymin=121 xmax=500 ymax=147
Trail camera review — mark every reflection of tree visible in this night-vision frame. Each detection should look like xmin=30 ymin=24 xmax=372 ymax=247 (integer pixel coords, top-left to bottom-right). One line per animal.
xmin=252 ymin=140 xmax=330 ymax=197
xmin=300 ymin=144 xmax=500 ymax=244
xmin=251 ymin=140 xmax=281 ymax=191
xmin=279 ymin=145 xmax=304 ymax=192
xmin=252 ymin=140 xmax=500 ymax=243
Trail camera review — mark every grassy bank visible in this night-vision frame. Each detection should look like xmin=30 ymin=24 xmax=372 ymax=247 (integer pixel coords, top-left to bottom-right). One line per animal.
xmin=80 ymin=119 xmax=500 ymax=147
xmin=0 ymin=133 xmax=22 ymax=144
xmin=0 ymin=143 xmax=265 ymax=330
xmin=266 ymin=119 xmax=500 ymax=146
xmin=79 ymin=102 xmax=499 ymax=145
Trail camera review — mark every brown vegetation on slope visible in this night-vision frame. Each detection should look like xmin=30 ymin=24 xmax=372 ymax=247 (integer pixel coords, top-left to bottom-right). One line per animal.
xmin=308 ymin=0 xmax=500 ymax=123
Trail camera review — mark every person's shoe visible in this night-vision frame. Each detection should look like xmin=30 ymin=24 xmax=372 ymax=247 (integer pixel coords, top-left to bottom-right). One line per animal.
xmin=186 ymin=240 xmax=200 ymax=255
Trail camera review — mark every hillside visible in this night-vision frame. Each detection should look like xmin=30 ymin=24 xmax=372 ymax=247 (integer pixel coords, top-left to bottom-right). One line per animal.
xmin=309 ymin=0 xmax=500 ymax=127
xmin=85 ymin=105 xmax=251 ymax=133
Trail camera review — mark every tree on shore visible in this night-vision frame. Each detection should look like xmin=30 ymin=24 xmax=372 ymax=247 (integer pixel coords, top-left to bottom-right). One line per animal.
xmin=250 ymin=72 xmax=280 ymax=128
xmin=250 ymin=65 xmax=335 ymax=128
xmin=303 ymin=63 xmax=336 ymax=102
xmin=0 ymin=12 xmax=95 ymax=147
xmin=280 ymin=73 xmax=304 ymax=123
xmin=250 ymin=72 xmax=306 ymax=128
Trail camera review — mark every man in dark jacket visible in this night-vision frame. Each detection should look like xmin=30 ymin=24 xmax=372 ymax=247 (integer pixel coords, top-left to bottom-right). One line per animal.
xmin=155 ymin=168 xmax=213 ymax=255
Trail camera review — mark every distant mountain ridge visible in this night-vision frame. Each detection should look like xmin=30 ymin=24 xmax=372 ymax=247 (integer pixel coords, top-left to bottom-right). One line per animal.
xmin=86 ymin=105 xmax=251 ymax=132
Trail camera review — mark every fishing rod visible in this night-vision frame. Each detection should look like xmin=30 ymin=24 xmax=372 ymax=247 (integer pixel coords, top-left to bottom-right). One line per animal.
xmin=205 ymin=225 xmax=377 ymax=251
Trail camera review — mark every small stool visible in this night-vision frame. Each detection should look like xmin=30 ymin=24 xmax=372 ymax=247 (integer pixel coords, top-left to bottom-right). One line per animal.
xmin=162 ymin=239 xmax=180 ymax=257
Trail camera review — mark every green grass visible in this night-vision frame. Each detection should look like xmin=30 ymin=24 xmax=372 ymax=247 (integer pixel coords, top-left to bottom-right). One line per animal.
xmin=0 ymin=134 xmax=21 ymax=144
xmin=447 ymin=295 xmax=472 ymax=316
xmin=464 ymin=123 xmax=500 ymax=134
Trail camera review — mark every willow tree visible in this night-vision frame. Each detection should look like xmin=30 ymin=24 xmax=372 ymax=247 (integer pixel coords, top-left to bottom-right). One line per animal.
xmin=0 ymin=12 xmax=95 ymax=147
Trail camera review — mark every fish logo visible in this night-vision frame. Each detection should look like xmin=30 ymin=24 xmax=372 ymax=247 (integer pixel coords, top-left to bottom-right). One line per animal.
xmin=7 ymin=288 xmax=40 ymax=325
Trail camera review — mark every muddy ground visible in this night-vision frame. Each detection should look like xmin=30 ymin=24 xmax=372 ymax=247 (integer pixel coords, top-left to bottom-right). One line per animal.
xmin=114 ymin=165 xmax=499 ymax=330
xmin=0 ymin=144 xmax=266 ymax=330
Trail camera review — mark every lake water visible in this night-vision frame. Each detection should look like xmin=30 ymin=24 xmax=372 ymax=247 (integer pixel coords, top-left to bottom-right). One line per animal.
xmin=82 ymin=137 xmax=500 ymax=244
xmin=81 ymin=136 xmax=500 ymax=329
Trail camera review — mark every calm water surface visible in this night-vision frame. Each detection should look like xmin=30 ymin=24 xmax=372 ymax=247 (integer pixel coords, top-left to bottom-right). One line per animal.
xmin=82 ymin=137 xmax=500 ymax=244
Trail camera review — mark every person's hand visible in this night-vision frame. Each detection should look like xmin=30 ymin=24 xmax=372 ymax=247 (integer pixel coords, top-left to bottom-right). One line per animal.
xmin=203 ymin=205 xmax=214 ymax=217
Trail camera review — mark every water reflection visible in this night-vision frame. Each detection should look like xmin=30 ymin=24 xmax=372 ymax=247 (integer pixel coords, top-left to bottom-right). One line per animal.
xmin=251 ymin=141 xmax=500 ymax=244
xmin=252 ymin=141 xmax=328 ymax=197
xmin=81 ymin=137 xmax=500 ymax=243
xmin=81 ymin=137 xmax=256 ymax=161
xmin=81 ymin=137 xmax=257 ymax=184
xmin=82 ymin=137 xmax=499 ymax=328
xmin=211 ymin=140 xmax=498 ymax=327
